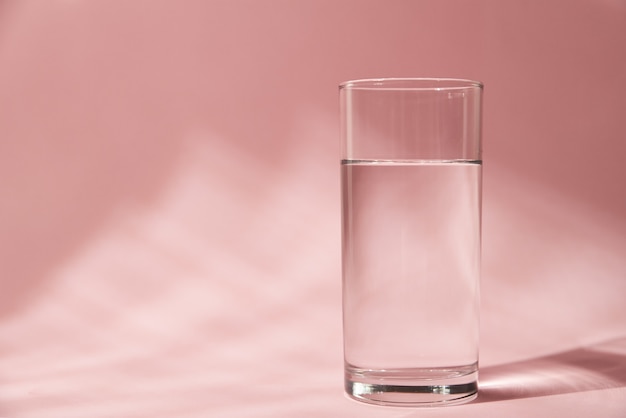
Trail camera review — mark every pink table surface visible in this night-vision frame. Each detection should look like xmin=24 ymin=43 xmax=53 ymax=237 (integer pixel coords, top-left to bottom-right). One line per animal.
xmin=1 ymin=1 xmax=625 ymax=416
xmin=0 ymin=140 xmax=624 ymax=417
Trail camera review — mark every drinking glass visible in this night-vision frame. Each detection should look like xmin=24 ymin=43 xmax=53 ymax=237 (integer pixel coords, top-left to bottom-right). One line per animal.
xmin=340 ymin=78 xmax=483 ymax=406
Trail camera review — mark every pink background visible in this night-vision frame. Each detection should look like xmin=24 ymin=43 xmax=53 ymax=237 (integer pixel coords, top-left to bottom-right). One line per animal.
xmin=0 ymin=0 xmax=625 ymax=416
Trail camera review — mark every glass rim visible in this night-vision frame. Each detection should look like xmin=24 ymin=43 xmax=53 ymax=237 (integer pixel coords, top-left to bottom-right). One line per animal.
xmin=339 ymin=77 xmax=483 ymax=91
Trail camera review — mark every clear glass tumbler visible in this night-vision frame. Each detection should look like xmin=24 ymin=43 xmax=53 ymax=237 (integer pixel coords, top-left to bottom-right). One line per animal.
xmin=340 ymin=78 xmax=483 ymax=406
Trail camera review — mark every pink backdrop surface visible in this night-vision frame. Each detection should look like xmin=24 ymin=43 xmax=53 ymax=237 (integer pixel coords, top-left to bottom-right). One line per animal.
xmin=0 ymin=0 xmax=625 ymax=417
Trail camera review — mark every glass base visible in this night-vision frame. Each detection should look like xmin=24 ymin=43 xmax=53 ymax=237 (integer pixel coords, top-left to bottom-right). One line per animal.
xmin=345 ymin=364 xmax=478 ymax=407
